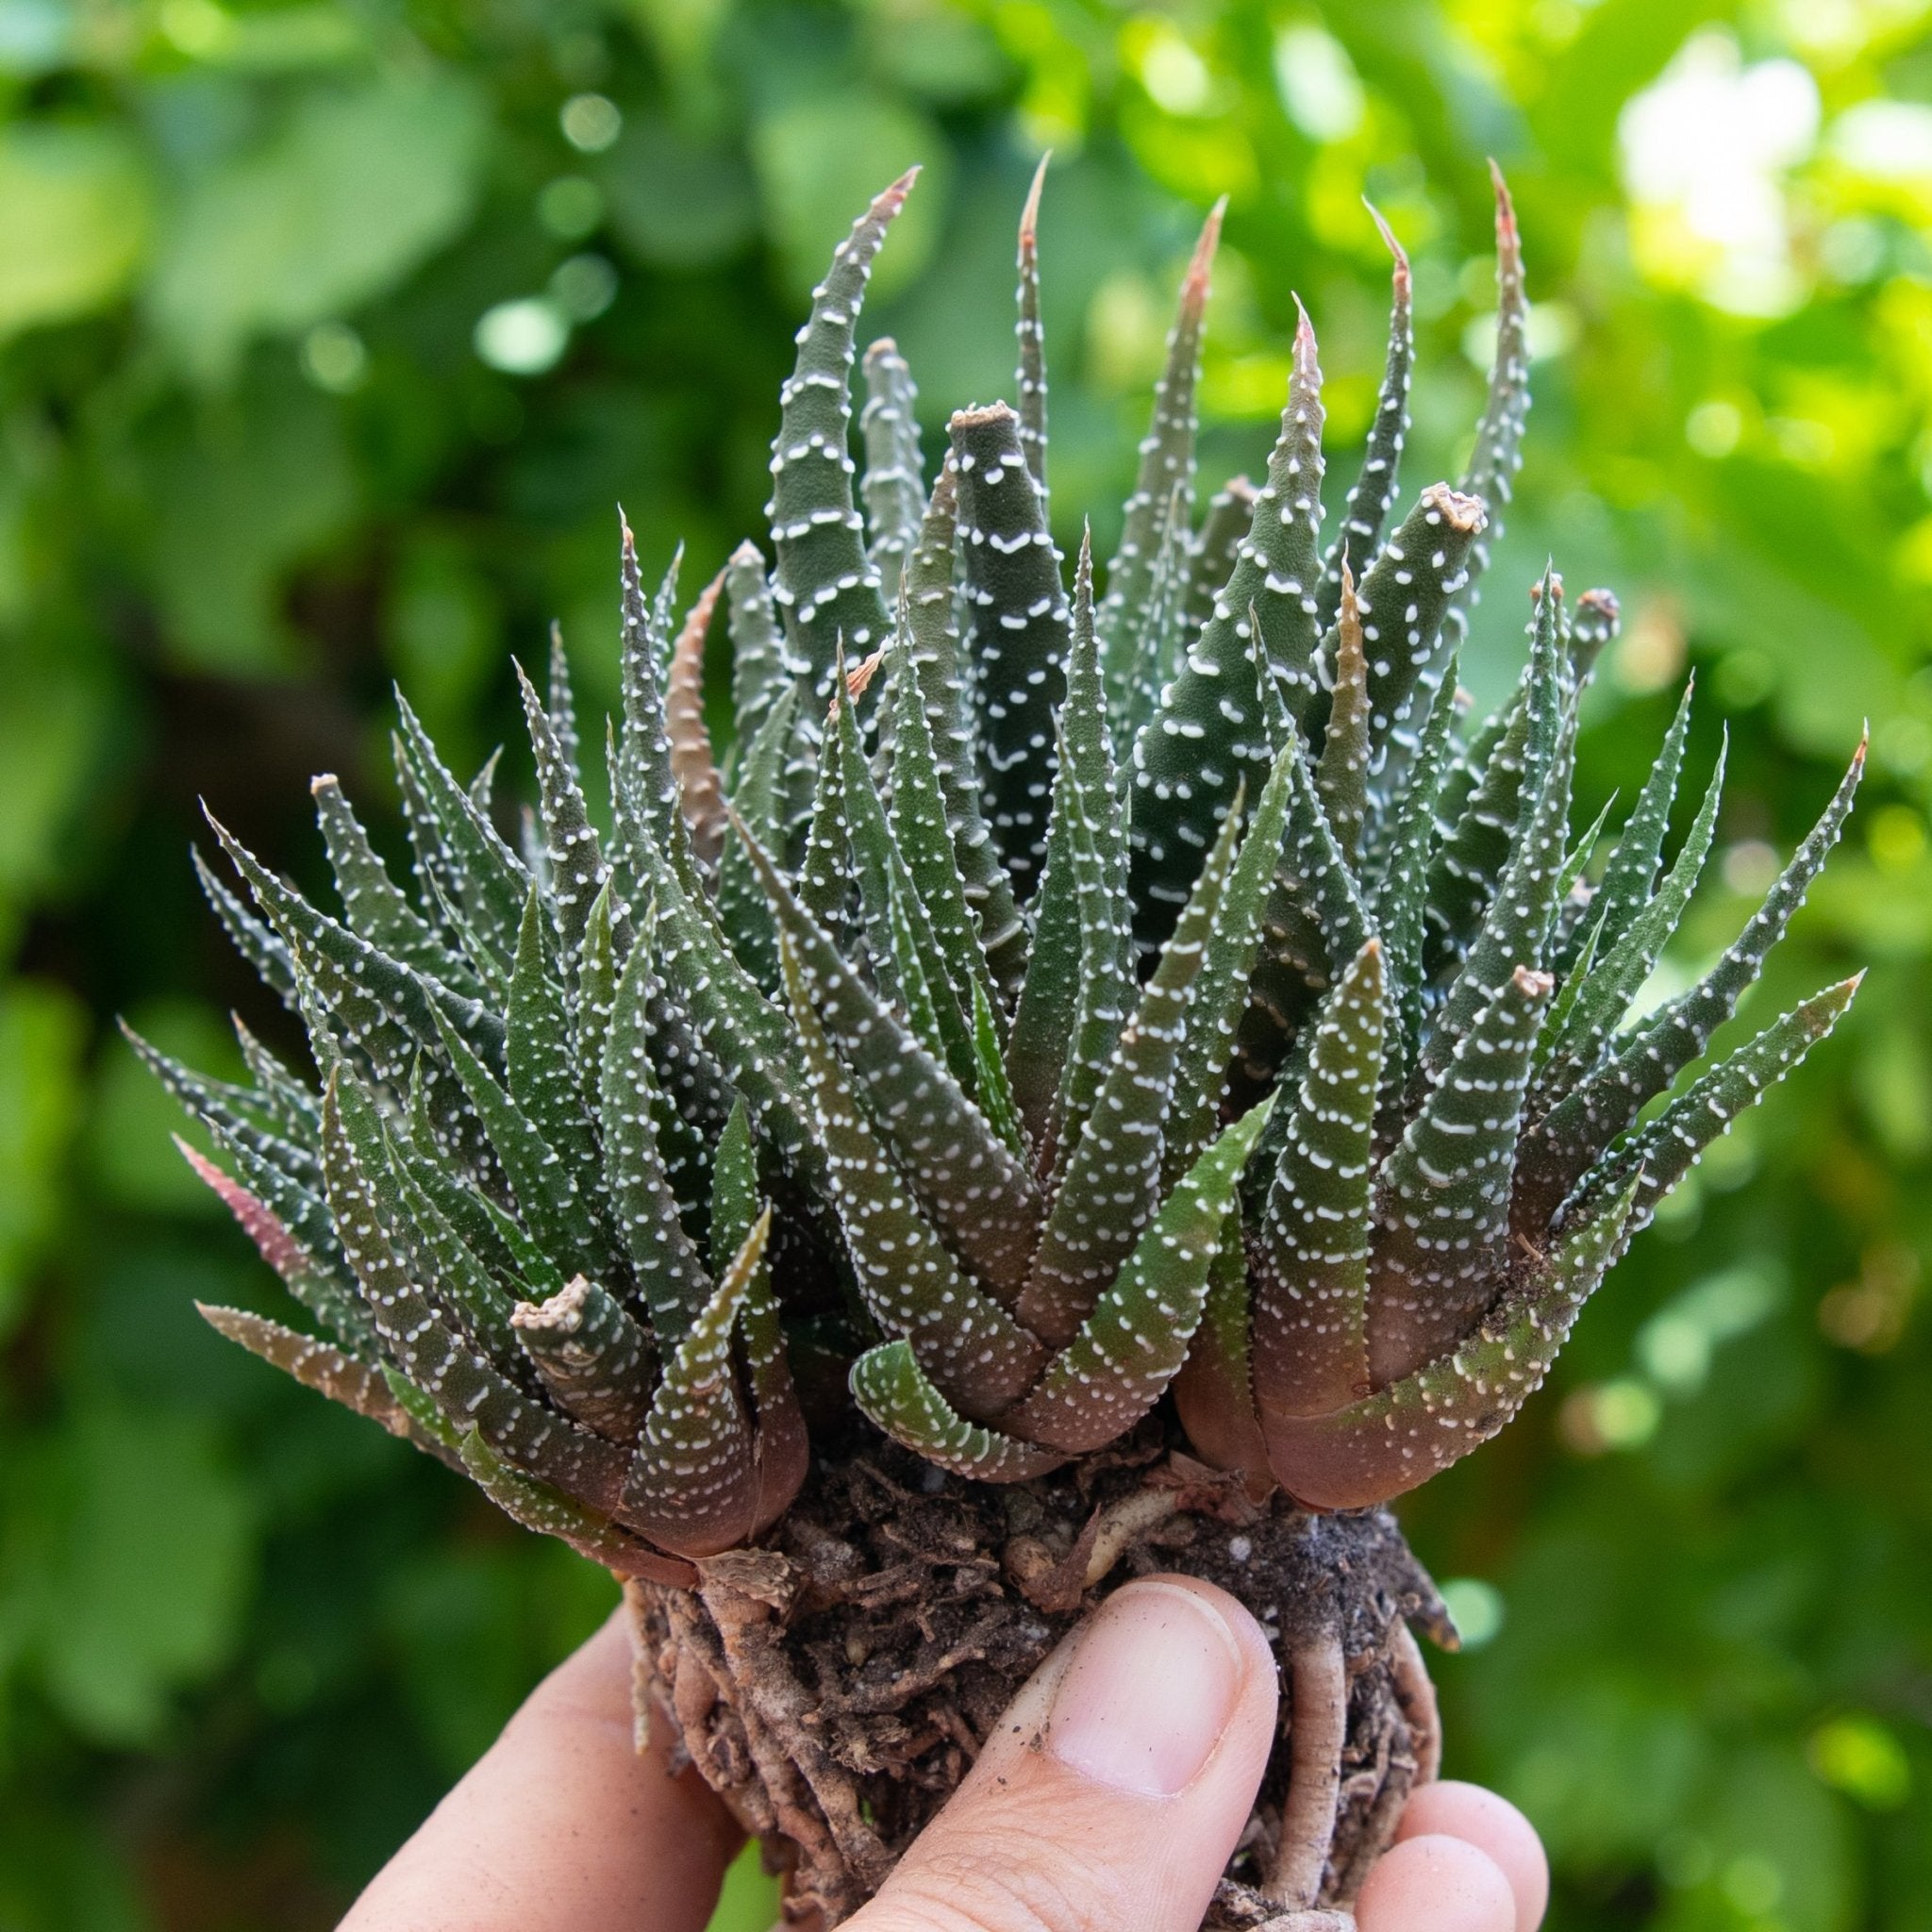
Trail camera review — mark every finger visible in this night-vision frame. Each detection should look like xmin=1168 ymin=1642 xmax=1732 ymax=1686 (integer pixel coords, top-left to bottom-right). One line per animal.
xmin=1356 ymin=1833 xmax=1517 ymax=1932
xmin=341 ymin=1605 xmax=741 ymax=1932
xmin=853 ymin=1574 xmax=1278 ymax=1932
xmin=1395 ymin=1781 xmax=1548 ymax=1932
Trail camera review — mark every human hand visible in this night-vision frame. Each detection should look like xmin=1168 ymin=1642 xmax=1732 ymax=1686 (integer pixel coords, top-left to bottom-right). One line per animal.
xmin=342 ymin=1575 xmax=1546 ymax=1932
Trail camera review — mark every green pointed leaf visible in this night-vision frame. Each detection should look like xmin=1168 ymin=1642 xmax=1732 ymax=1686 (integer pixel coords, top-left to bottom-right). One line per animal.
xmin=310 ymin=774 xmax=471 ymax=988
xmin=709 ymin=1099 xmax=761 ymax=1272
xmin=1263 ymin=1179 xmax=1635 ymax=1512
xmin=1006 ymin=1095 xmax=1275 ymax=1454
xmin=1129 ymin=309 xmax=1324 ymax=944
xmin=1037 ymin=538 xmax=1133 ymax=1179
xmin=319 ymin=1075 xmax=629 ymax=1511
xmin=901 ymin=463 xmax=1025 ymax=991
xmin=971 ymin=978 xmax=1025 ymax=1157
xmin=1371 ymin=670 xmax=1459 ymax=1091
xmin=631 ymin=841 xmax=822 ymax=1195
xmin=1552 ymin=791 xmax=1619 ymax=929
xmin=886 ymin=613 xmax=998 ymax=1030
xmin=1540 ymin=735 xmax=1725 ymax=1091
xmin=1423 ymin=575 xmax=1564 ymax=999
xmin=546 ymin=620 xmax=581 ymax=779
xmin=380 ymin=1128 xmax=520 ymax=1362
xmin=1565 ymin=974 xmax=1861 ymax=1249
xmin=1441 ymin=165 xmax=1530 ymax=662
xmin=851 ymin=1340 xmax=1065 ymax=1481
xmin=1253 ymin=938 xmax=1386 ymax=1423
xmin=1516 ymin=739 xmax=1864 ymax=1231
xmin=197 ymin=1303 xmax=420 ymax=1439
xmin=429 ymin=1004 xmax=610 ymax=1280
xmin=206 ymin=815 xmax=503 ymax=1181
xmin=1591 ymin=678 xmax=1696 ymax=956
xmin=1316 ymin=207 xmax=1412 ymax=628
xmin=1314 ymin=560 xmax=1371 ymax=863
xmin=1247 ymin=714 xmax=1372 ymax=1053
xmin=229 ymin=1015 xmax=320 ymax=1139
xmin=1006 ymin=781 xmax=1080 ymax=1154
xmin=1120 ymin=482 xmax=1192 ymax=748
xmin=1180 ymin=475 xmax=1256 ymax=638
xmin=780 ymin=928 xmax=1046 ymax=1413
xmin=746 ymin=819 xmax=1043 ymax=1294
xmin=796 ymin=676 xmax=855 ymax=934
xmin=516 ymin=658 xmax=613 ymax=969
xmin=327 ymin=1074 xmax=517 ymax=1362
xmin=768 ymin=174 xmax=910 ymax=692
xmin=615 ymin=527 xmax=707 ymax=901
xmin=951 ymin=400 xmax=1071 ymax=894
xmin=575 ymin=879 xmax=619 ymax=1115
xmin=1370 ymin=963 xmax=1553 ymax=1388
xmin=1099 ymin=201 xmax=1222 ymax=727
xmin=860 ymin=336 xmax=926 ymax=604
xmin=1021 ymin=776 xmax=1244 ymax=1347
xmin=1534 ymin=907 xmax=1602 ymax=1080
xmin=724 ymin=539 xmax=790 ymax=750
xmin=1354 ymin=483 xmax=1490 ymax=820
xmin=123 ymin=1022 xmax=320 ymax=1187
xmin=716 ymin=685 xmax=800 ymax=993
xmin=508 ymin=888 xmax=601 ymax=1186
xmin=458 ymin=1427 xmax=691 ymax=1581
xmin=392 ymin=691 xmax=529 ymax=970
xmin=193 ymin=845 xmax=298 ymax=1005
xmin=826 ymin=658 xmax=976 ymax=1085
xmin=1165 ymin=746 xmax=1295 ymax=1185
xmin=1424 ymin=701 xmax=1574 ymax=1085
xmin=1014 ymin=153 xmax=1050 ymax=494
xmin=601 ymin=930 xmax=721 ymax=1342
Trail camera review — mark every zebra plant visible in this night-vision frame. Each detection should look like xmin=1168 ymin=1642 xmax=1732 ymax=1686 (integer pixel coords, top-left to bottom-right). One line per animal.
xmin=144 ymin=162 xmax=1861 ymax=1928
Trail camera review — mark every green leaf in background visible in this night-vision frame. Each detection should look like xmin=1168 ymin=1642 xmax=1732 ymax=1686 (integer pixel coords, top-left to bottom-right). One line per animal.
xmin=90 ymin=999 xmax=242 ymax=1217
xmin=137 ymin=368 xmax=358 ymax=674
xmin=601 ymin=115 xmax=758 ymax=270
xmin=29 ymin=1400 xmax=254 ymax=1746
xmin=0 ymin=123 xmax=151 ymax=338
xmin=750 ymin=92 xmax=949 ymax=302
xmin=0 ymin=980 xmax=85 ymax=1339
xmin=146 ymin=69 xmax=488 ymax=380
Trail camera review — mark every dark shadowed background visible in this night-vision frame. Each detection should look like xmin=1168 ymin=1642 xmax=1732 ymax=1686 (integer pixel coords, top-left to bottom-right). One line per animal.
xmin=1 ymin=1 xmax=1928 ymax=1927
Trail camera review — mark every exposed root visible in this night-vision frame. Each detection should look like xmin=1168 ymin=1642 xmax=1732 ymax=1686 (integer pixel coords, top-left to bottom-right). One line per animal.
xmin=1389 ymin=1622 xmax=1441 ymax=1787
xmin=1267 ymin=1629 xmax=1347 ymax=1908
xmin=627 ymin=1428 xmax=1447 ymax=1927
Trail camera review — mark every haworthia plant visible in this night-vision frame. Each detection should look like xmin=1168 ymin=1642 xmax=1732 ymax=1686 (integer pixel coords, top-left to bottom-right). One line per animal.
xmin=149 ymin=165 xmax=1860 ymax=1579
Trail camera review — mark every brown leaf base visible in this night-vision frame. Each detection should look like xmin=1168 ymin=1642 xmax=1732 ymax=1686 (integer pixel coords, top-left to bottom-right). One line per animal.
xmin=625 ymin=1428 xmax=1453 ymax=1927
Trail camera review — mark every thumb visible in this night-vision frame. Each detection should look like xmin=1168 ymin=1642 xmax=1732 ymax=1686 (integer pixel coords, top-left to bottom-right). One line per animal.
xmin=851 ymin=1575 xmax=1277 ymax=1932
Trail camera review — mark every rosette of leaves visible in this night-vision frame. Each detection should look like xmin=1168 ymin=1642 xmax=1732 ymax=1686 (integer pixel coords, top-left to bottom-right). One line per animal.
xmin=142 ymin=164 xmax=1861 ymax=1925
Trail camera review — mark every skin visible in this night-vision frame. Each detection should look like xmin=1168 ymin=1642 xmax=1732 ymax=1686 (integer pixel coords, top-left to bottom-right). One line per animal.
xmin=343 ymin=1576 xmax=1546 ymax=1932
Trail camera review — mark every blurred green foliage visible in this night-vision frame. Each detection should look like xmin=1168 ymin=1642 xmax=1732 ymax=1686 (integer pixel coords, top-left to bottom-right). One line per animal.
xmin=0 ymin=0 xmax=1928 ymax=1926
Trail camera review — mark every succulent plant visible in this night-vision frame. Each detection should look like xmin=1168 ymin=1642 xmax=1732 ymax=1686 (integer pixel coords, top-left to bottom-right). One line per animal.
xmin=143 ymin=162 xmax=1862 ymax=1926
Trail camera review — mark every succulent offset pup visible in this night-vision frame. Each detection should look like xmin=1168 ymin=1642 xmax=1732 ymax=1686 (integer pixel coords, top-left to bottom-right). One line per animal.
xmin=142 ymin=161 xmax=1864 ymax=1927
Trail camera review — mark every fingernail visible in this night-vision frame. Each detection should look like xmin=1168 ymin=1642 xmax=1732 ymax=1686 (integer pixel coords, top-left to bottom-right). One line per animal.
xmin=1046 ymin=1581 xmax=1246 ymax=1797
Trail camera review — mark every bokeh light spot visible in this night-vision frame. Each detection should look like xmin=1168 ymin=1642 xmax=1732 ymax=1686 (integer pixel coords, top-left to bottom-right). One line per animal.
xmin=475 ymin=298 xmax=569 ymax=375
xmin=560 ymin=92 xmax=623 ymax=154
